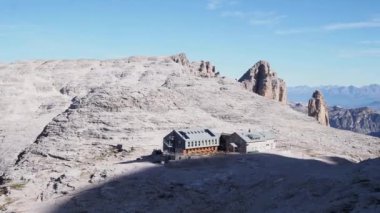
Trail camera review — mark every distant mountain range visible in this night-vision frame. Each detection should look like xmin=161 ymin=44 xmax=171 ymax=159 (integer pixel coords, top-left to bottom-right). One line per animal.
xmin=288 ymin=84 xmax=380 ymax=111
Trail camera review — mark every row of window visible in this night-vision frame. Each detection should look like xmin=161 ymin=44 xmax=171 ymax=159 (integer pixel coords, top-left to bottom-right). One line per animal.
xmin=187 ymin=139 xmax=218 ymax=147
xmin=186 ymin=130 xmax=205 ymax=134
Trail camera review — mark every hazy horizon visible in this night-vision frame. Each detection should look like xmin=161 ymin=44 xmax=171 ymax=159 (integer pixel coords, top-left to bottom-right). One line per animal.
xmin=1 ymin=0 xmax=379 ymax=86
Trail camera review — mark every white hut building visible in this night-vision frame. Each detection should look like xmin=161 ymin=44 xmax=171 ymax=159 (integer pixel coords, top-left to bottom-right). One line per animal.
xmin=225 ymin=131 xmax=275 ymax=153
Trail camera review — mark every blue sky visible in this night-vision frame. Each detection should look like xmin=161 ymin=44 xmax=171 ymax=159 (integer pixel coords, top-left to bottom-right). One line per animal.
xmin=1 ymin=0 xmax=379 ymax=86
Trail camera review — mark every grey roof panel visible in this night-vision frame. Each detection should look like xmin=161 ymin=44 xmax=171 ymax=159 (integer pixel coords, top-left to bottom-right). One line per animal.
xmin=173 ymin=128 xmax=219 ymax=141
xmin=236 ymin=131 xmax=275 ymax=143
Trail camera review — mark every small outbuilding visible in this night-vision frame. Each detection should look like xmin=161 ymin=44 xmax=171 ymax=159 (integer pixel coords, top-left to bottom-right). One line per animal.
xmin=163 ymin=128 xmax=220 ymax=159
xmin=224 ymin=131 xmax=275 ymax=153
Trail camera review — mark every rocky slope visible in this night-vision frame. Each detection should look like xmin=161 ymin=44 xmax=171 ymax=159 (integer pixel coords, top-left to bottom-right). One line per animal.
xmin=308 ymin=90 xmax=330 ymax=126
xmin=329 ymin=106 xmax=380 ymax=137
xmin=0 ymin=54 xmax=379 ymax=212
xmin=0 ymin=54 xmax=216 ymax=175
xmin=239 ymin=60 xmax=287 ymax=103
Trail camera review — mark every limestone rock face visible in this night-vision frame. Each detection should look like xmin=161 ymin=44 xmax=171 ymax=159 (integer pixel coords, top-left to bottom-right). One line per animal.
xmin=308 ymin=90 xmax=330 ymax=126
xmin=238 ymin=60 xmax=287 ymax=103
xmin=329 ymin=106 xmax=380 ymax=137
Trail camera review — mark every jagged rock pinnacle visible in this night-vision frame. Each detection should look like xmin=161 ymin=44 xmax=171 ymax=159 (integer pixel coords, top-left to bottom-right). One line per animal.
xmin=238 ymin=60 xmax=287 ymax=103
xmin=308 ymin=90 xmax=330 ymax=126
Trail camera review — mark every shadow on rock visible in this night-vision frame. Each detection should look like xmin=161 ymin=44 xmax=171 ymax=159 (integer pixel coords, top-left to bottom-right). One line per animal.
xmin=53 ymin=154 xmax=380 ymax=213
xmin=117 ymin=149 xmax=169 ymax=165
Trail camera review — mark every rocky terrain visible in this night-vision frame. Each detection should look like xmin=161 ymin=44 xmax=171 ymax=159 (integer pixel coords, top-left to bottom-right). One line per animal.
xmin=288 ymin=84 xmax=380 ymax=110
xmin=291 ymin=103 xmax=380 ymax=138
xmin=55 ymin=155 xmax=380 ymax=213
xmin=308 ymin=90 xmax=330 ymax=126
xmin=330 ymin=106 xmax=380 ymax=137
xmin=0 ymin=54 xmax=379 ymax=212
xmin=0 ymin=54 xmax=216 ymax=175
xmin=239 ymin=60 xmax=287 ymax=103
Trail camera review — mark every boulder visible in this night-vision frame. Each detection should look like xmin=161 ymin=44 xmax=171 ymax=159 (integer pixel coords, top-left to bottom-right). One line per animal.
xmin=308 ymin=90 xmax=330 ymax=126
xmin=238 ymin=60 xmax=287 ymax=103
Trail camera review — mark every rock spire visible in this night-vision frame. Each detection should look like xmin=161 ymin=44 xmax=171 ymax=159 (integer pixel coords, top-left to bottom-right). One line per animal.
xmin=238 ymin=60 xmax=287 ymax=103
xmin=308 ymin=90 xmax=330 ymax=126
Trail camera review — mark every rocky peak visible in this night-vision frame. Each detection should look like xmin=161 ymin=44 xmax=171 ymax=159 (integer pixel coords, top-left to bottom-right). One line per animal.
xmin=312 ymin=90 xmax=323 ymax=99
xmin=308 ymin=90 xmax=330 ymax=126
xmin=170 ymin=53 xmax=190 ymax=67
xmin=238 ymin=60 xmax=287 ymax=103
xmin=197 ymin=60 xmax=218 ymax=77
xmin=170 ymin=53 xmax=219 ymax=78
